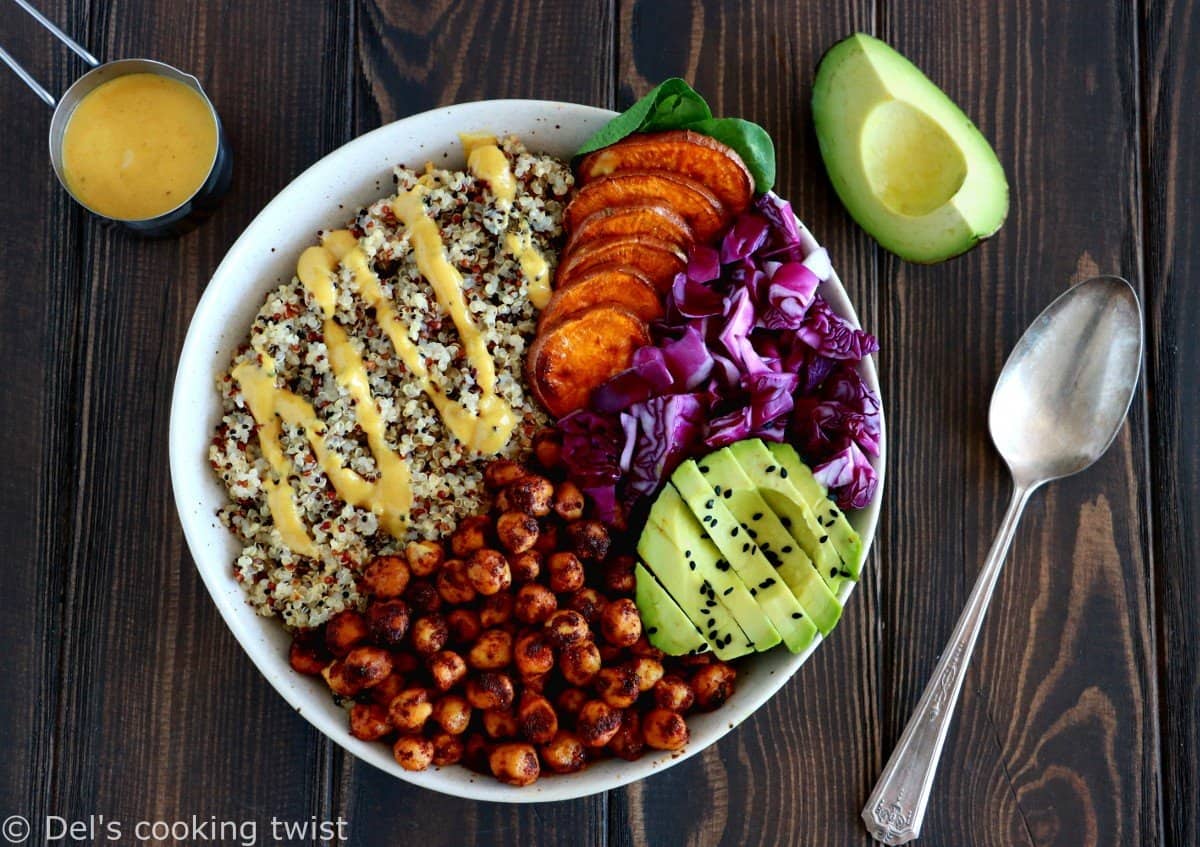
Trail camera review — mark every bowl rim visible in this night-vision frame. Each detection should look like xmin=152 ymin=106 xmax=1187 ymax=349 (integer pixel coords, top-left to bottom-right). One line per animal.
xmin=169 ymin=98 xmax=885 ymax=803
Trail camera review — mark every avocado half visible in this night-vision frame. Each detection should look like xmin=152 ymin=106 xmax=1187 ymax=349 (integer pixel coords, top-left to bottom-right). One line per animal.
xmin=812 ymin=33 xmax=1009 ymax=263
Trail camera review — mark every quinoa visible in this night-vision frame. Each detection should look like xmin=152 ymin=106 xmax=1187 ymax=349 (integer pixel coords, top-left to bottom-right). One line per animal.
xmin=209 ymin=136 xmax=572 ymax=628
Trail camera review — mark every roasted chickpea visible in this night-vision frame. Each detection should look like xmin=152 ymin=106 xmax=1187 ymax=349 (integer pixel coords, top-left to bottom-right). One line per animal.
xmin=576 ymin=700 xmax=622 ymax=747
xmin=466 ymin=548 xmax=512 ymax=596
xmin=567 ymin=587 xmax=606 ymax=624
xmin=547 ymin=551 xmax=585 ymax=593
xmin=462 ymin=732 xmax=493 ymax=773
xmin=652 ymin=675 xmax=695 ymax=713
xmin=496 ymin=511 xmax=540 ymax=555
xmin=436 ymin=559 xmax=477 ymax=605
xmin=517 ymin=691 xmax=559 ymax=744
xmin=629 ymin=635 xmax=665 ymax=660
xmin=691 ymin=662 xmax=737 ymax=711
xmin=409 ymin=613 xmax=450 ymax=656
xmin=602 ymin=555 xmax=636 ymax=594
xmin=405 ymin=578 xmax=442 ymax=613
xmin=600 ymin=598 xmax=642 ymax=647
xmin=484 ymin=459 xmax=531 ymax=489
xmin=598 ymin=642 xmax=623 ymax=664
xmin=553 ymin=480 xmax=585 ymax=521
xmin=349 ymin=702 xmax=392 ymax=741
xmin=370 ymin=673 xmax=407 ymax=706
xmin=628 ymin=657 xmax=664 ymax=692
xmin=446 ymin=608 xmax=483 ymax=644
xmin=489 ymin=743 xmax=540 ymax=786
xmin=450 ymin=515 xmax=491 ymax=557
xmin=513 ymin=631 xmax=555 ymax=678
xmin=483 ymin=709 xmax=519 ymax=740
xmin=565 ymin=520 xmax=611 ymax=562
xmin=468 ymin=628 xmax=514 ymax=670
xmin=391 ymin=651 xmax=419 ymax=674
xmin=321 ymin=661 xmax=363 ymax=697
xmin=678 ymin=650 xmax=713 ymax=668
xmin=509 ymin=550 xmax=543 ymax=583
xmin=431 ymin=732 xmax=465 ymax=766
xmin=642 ymin=708 xmax=689 ymax=751
xmin=533 ymin=522 xmax=560 ymax=555
xmin=427 ymin=649 xmax=468 ymax=691
xmin=431 ymin=694 xmax=472 ymax=735
xmin=387 ymin=687 xmax=433 ymax=733
xmin=289 ymin=639 xmax=327 ymax=676
xmin=504 ymin=475 xmax=554 ymax=517
xmin=480 ymin=592 xmax=514 ymax=627
xmin=365 ymin=598 xmax=410 ymax=647
xmin=540 ymin=730 xmax=587 ymax=774
xmin=522 ymin=672 xmax=548 ymax=694
xmin=466 ymin=672 xmax=515 ymax=710
xmin=594 ymin=666 xmax=640 ymax=709
xmin=393 ymin=735 xmax=435 ymax=771
xmin=555 ymin=687 xmax=588 ymax=719
xmin=404 ymin=540 xmax=444 ymax=578
xmin=361 ymin=554 xmax=411 ymax=597
xmin=342 ymin=646 xmax=393 ymax=689
xmin=608 ymin=710 xmax=645 ymax=761
xmin=559 ymin=640 xmax=602 ymax=687
xmin=544 ymin=609 xmax=590 ymax=648
xmin=531 ymin=429 xmax=563 ymax=470
xmin=514 ymin=583 xmax=557 ymax=625
xmin=325 ymin=609 xmax=369 ymax=657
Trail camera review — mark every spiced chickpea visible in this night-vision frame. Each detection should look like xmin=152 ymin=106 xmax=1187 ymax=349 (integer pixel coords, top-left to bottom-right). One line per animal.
xmin=531 ymin=429 xmax=563 ymax=470
xmin=468 ymin=628 xmax=514 ymax=670
xmin=555 ymin=687 xmax=588 ymax=719
xmin=514 ymin=583 xmax=557 ymax=625
xmin=446 ymin=608 xmax=482 ymax=644
xmin=513 ymin=631 xmax=555 ymax=678
xmin=547 ymin=552 xmax=585 ymax=593
xmin=608 ymin=710 xmax=645 ymax=761
xmin=404 ymin=540 xmax=444 ymax=578
xmin=466 ymin=548 xmax=512 ymax=596
xmin=409 ymin=613 xmax=450 ymax=656
xmin=436 ymin=559 xmax=476 ymax=605
xmin=405 ymin=578 xmax=442 ymax=613
xmin=652 ymin=675 xmax=695 ymax=713
xmin=450 ymin=515 xmax=491 ymax=557
xmin=600 ymin=598 xmax=642 ymax=647
xmin=540 ymin=731 xmax=587 ymax=774
xmin=517 ymin=691 xmax=558 ymax=744
xmin=431 ymin=694 xmax=472 ymax=735
xmin=289 ymin=639 xmax=326 ymax=676
xmin=391 ymin=652 xmax=419 ymax=674
xmin=598 ymin=642 xmax=623 ymax=664
xmin=325 ymin=609 xmax=369 ymax=657
xmin=522 ymin=672 xmax=548 ymax=694
xmin=504 ymin=475 xmax=554 ymax=517
xmin=483 ymin=709 xmax=519 ymax=740
xmin=496 ymin=511 xmax=540 ymax=554
xmin=602 ymin=555 xmax=637 ymax=594
xmin=427 ymin=650 xmax=467 ymax=691
xmin=361 ymin=554 xmax=411 ymax=597
xmin=565 ymin=520 xmax=611 ymax=562
xmin=321 ymin=661 xmax=363 ymax=697
xmin=488 ymin=743 xmax=540 ymax=787
xmin=484 ymin=459 xmax=531 ymax=489
xmin=466 ymin=672 xmax=515 ymax=710
xmin=678 ymin=651 xmax=713 ymax=668
xmin=479 ymin=592 xmax=514 ymax=627
xmin=691 ymin=662 xmax=737 ymax=711
xmin=431 ymin=732 xmax=465 ymax=767
xmin=642 ymin=708 xmax=689 ymax=751
xmin=558 ymin=640 xmax=602 ymax=687
xmin=576 ymin=700 xmax=622 ymax=748
xmin=387 ymin=687 xmax=433 ymax=733
xmin=629 ymin=635 xmax=665 ymax=661
xmin=594 ymin=666 xmax=640 ymax=709
xmin=509 ymin=550 xmax=542 ymax=583
xmin=544 ymin=609 xmax=589 ymax=648
xmin=342 ymin=646 xmax=393 ymax=689
xmin=370 ymin=673 xmax=406 ymax=707
xmin=349 ymin=702 xmax=392 ymax=741
xmin=552 ymin=480 xmax=585 ymax=521
xmin=533 ymin=522 xmax=560 ymax=555
xmin=393 ymin=735 xmax=435 ymax=772
xmin=365 ymin=599 xmax=410 ymax=647
xmin=567 ymin=587 xmax=606 ymax=624
xmin=628 ymin=657 xmax=664 ymax=692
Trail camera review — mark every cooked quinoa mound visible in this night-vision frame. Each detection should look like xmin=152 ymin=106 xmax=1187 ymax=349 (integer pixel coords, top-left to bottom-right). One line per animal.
xmin=209 ymin=137 xmax=572 ymax=628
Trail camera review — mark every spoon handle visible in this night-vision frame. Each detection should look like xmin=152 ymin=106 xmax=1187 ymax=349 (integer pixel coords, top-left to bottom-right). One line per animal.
xmin=862 ymin=482 xmax=1033 ymax=845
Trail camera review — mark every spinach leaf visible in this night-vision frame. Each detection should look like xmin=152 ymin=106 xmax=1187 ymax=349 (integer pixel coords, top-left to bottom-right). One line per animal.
xmin=576 ymin=78 xmax=711 ymax=156
xmin=684 ymin=117 xmax=777 ymax=193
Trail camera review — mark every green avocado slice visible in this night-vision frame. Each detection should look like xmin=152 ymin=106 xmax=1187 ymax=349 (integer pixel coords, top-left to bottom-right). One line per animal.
xmin=634 ymin=562 xmax=709 ymax=656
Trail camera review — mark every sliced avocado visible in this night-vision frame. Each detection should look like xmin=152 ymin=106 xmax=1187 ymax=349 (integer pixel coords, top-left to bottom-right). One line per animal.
xmin=766 ymin=441 xmax=864 ymax=580
xmin=646 ymin=484 xmax=781 ymax=651
xmin=637 ymin=520 xmax=754 ymax=661
xmin=812 ymin=33 xmax=1008 ymax=263
xmin=728 ymin=438 xmax=852 ymax=595
xmin=697 ymin=448 xmax=842 ymax=636
xmin=671 ymin=460 xmax=816 ymax=653
xmin=634 ymin=562 xmax=709 ymax=656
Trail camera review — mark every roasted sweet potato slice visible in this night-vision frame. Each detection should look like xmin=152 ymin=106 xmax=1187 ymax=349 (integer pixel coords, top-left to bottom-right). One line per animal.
xmin=564 ymin=171 xmax=728 ymax=243
xmin=527 ymin=306 xmax=650 ymax=418
xmin=554 ymin=235 xmax=686 ymax=293
xmin=564 ymin=205 xmax=695 ymax=255
xmin=539 ymin=264 xmax=664 ymax=330
xmin=577 ymin=130 xmax=754 ymax=217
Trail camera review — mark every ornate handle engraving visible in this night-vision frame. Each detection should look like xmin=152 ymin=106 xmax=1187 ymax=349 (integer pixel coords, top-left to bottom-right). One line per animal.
xmin=862 ymin=484 xmax=1034 ymax=845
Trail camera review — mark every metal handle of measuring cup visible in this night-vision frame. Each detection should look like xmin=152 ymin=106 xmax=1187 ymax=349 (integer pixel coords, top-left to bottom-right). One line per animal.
xmin=0 ymin=0 xmax=99 ymax=106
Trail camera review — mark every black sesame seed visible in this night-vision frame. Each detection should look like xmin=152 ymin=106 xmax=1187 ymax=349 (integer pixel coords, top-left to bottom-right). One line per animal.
xmin=830 ymin=567 xmax=839 ymax=579
xmin=819 ymin=535 xmax=829 ymax=544
xmin=750 ymin=588 xmax=758 ymax=596
xmin=685 ymin=550 xmax=692 ymax=558
xmin=708 ymin=630 xmax=718 ymax=640
xmin=713 ymin=484 xmax=722 ymax=495
xmin=782 ymin=545 xmax=793 ymax=554
xmin=741 ymin=542 xmax=751 ymax=553
xmin=780 ymin=468 xmax=789 ymax=479
xmin=766 ymin=465 xmax=777 ymax=473
xmin=759 ymin=578 xmax=777 ymax=589
xmin=791 ymin=612 xmax=803 ymax=620
xmin=781 ymin=517 xmax=793 ymax=529
xmin=731 ymin=526 xmax=739 ymax=537
xmin=689 ymin=561 xmax=696 ymax=571
xmin=828 ymin=508 xmax=837 ymax=518
xmin=723 ymin=587 xmax=733 ymax=596
xmin=647 ymin=626 xmax=659 ymax=634
xmin=752 ymin=512 xmax=763 ymax=520
xmin=748 ymin=529 xmax=758 ymax=539
xmin=706 ymin=618 xmax=715 ymax=628
xmin=699 ymin=465 xmax=710 ymax=473
xmin=705 ymin=499 xmax=714 ymax=509
xmin=723 ymin=489 xmax=733 ymax=499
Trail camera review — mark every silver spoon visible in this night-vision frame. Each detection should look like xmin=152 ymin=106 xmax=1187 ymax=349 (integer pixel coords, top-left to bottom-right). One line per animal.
xmin=862 ymin=275 xmax=1144 ymax=845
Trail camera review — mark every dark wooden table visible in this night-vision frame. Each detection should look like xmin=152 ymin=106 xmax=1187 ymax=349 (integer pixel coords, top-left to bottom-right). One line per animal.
xmin=0 ymin=1 xmax=1193 ymax=845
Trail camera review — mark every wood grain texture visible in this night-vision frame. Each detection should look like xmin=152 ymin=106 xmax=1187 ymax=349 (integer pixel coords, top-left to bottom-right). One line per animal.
xmin=1140 ymin=0 xmax=1199 ymax=845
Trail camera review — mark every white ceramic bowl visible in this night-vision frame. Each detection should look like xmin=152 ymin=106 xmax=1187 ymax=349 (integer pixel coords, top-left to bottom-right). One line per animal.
xmin=169 ymin=100 xmax=885 ymax=802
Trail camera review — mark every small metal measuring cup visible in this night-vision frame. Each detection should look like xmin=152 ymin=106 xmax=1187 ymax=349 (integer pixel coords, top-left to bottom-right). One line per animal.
xmin=0 ymin=0 xmax=232 ymax=236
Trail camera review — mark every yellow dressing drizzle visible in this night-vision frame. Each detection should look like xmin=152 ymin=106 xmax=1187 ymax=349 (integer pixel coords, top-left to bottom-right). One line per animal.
xmin=504 ymin=229 xmax=551 ymax=309
xmin=461 ymin=133 xmax=516 ymax=207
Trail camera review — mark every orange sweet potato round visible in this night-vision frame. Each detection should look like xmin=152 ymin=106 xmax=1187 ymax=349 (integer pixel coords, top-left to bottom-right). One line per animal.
xmin=564 ymin=204 xmax=695 ymax=255
xmin=564 ymin=171 xmax=728 ymax=243
xmin=527 ymin=306 xmax=651 ymax=418
xmin=554 ymin=235 xmax=686 ymax=293
xmin=577 ymin=130 xmax=754 ymax=217
xmin=538 ymin=264 xmax=664 ymax=330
